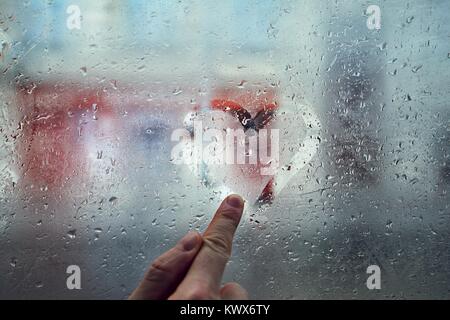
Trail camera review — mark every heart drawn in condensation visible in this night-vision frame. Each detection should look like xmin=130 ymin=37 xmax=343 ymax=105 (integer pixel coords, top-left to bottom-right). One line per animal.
xmin=182 ymin=97 xmax=321 ymax=207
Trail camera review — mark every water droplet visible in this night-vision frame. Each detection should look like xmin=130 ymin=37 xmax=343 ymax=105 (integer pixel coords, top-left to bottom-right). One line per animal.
xmin=377 ymin=42 xmax=387 ymax=50
xmin=67 ymin=229 xmax=77 ymax=239
xmin=412 ymin=65 xmax=422 ymax=73
xmin=172 ymin=88 xmax=182 ymax=95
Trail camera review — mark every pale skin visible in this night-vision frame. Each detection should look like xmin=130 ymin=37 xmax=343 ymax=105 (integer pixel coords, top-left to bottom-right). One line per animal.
xmin=129 ymin=194 xmax=248 ymax=300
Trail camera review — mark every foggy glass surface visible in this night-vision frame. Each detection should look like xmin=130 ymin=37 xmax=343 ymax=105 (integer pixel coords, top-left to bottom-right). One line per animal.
xmin=0 ymin=0 xmax=449 ymax=299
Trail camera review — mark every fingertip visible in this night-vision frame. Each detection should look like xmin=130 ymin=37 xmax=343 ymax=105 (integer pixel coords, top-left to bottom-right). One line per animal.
xmin=226 ymin=194 xmax=244 ymax=209
xmin=218 ymin=194 xmax=244 ymax=224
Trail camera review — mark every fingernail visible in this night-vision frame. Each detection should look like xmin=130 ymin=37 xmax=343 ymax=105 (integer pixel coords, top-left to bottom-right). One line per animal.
xmin=179 ymin=231 xmax=200 ymax=251
xmin=226 ymin=194 xmax=244 ymax=209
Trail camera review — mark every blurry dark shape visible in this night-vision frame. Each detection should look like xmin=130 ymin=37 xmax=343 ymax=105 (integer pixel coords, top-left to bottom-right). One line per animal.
xmin=325 ymin=44 xmax=383 ymax=185
xmin=442 ymin=166 xmax=450 ymax=184
xmin=435 ymin=123 xmax=450 ymax=186
xmin=211 ymin=98 xmax=276 ymax=132
xmin=331 ymin=136 xmax=380 ymax=184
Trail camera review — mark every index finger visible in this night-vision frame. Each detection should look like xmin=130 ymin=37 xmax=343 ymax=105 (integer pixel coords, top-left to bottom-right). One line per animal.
xmin=173 ymin=194 xmax=244 ymax=297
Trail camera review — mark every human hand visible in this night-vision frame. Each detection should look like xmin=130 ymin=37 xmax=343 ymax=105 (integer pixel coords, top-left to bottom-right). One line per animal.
xmin=129 ymin=194 xmax=247 ymax=300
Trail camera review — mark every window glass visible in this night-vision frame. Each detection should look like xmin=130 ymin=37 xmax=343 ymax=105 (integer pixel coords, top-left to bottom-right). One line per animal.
xmin=0 ymin=0 xmax=449 ymax=299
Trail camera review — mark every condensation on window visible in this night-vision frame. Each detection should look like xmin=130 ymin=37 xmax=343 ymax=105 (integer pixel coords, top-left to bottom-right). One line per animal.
xmin=0 ymin=0 xmax=449 ymax=299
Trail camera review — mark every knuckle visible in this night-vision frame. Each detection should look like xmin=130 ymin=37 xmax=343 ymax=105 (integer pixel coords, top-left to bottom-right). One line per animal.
xmin=203 ymin=232 xmax=232 ymax=258
xmin=145 ymin=247 xmax=186 ymax=282
xmin=148 ymin=259 xmax=169 ymax=278
xmin=217 ymin=207 xmax=240 ymax=226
